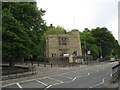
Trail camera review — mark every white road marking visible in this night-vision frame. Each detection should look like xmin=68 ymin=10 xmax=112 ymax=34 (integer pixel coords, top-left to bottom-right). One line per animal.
xmin=53 ymin=83 xmax=62 ymax=85
xmin=72 ymin=77 xmax=77 ymax=81
xmin=110 ymin=74 xmax=113 ymax=76
xmin=44 ymin=85 xmax=52 ymax=90
xmin=47 ymin=77 xmax=64 ymax=83
xmin=3 ymin=63 xmax=115 ymax=88
xmin=36 ymin=80 xmax=48 ymax=86
xmin=16 ymin=83 xmax=22 ymax=88
xmin=2 ymin=83 xmax=17 ymax=88
xmin=46 ymin=85 xmax=52 ymax=88
xmin=2 ymin=66 xmax=89 ymax=88
xmin=97 ymin=70 xmax=99 ymax=72
xmin=89 ymin=82 xmax=103 ymax=88
xmin=89 ymin=78 xmax=104 ymax=88
xmin=88 ymin=73 xmax=90 ymax=76
xmin=40 ymin=76 xmax=49 ymax=80
xmin=102 ymin=78 xmax=104 ymax=83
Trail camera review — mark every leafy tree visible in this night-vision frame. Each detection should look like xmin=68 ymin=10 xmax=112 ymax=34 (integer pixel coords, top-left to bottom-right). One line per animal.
xmin=91 ymin=27 xmax=118 ymax=59
xmin=2 ymin=2 xmax=47 ymax=67
xmin=2 ymin=8 xmax=32 ymax=67
xmin=80 ymin=28 xmax=100 ymax=60
xmin=112 ymin=40 xmax=120 ymax=58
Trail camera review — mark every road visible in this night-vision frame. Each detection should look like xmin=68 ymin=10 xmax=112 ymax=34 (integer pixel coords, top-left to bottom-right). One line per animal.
xmin=2 ymin=62 xmax=118 ymax=89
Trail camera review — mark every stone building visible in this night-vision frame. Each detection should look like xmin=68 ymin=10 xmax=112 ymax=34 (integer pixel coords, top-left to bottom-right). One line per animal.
xmin=46 ymin=29 xmax=82 ymax=60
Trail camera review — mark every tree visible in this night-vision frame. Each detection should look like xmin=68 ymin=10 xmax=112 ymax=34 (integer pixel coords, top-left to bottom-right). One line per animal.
xmin=2 ymin=8 xmax=32 ymax=67
xmin=91 ymin=27 xmax=118 ymax=59
xmin=2 ymin=2 xmax=47 ymax=67
xmin=80 ymin=28 xmax=100 ymax=60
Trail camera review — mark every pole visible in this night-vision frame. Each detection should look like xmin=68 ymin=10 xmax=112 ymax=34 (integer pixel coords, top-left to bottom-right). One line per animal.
xmin=100 ymin=42 xmax=103 ymax=61
xmin=84 ymin=36 xmax=87 ymax=64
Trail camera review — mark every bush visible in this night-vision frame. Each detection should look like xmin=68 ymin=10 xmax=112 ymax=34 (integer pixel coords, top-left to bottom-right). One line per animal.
xmin=37 ymin=56 xmax=45 ymax=62
xmin=105 ymin=56 xmax=112 ymax=61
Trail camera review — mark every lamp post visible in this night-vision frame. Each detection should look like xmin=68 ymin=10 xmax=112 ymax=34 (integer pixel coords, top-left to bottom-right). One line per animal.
xmin=87 ymin=50 xmax=91 ymax=65
xmin=100 ymin=42 xmax=103 ymax=61
xmin=84 ymin=35 xmax=87 ymax=64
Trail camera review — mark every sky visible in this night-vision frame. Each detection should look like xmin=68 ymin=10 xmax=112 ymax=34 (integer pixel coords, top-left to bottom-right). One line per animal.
xmin=36 ymin=0 xmax=119 ymax=40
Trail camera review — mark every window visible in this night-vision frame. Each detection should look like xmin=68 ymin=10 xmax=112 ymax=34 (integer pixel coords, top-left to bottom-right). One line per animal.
xmin=59 ymin=37 xmax=68 ymax=45
xmin=51 ymin=53 xmax=56 ymax=57
xmin=73 ymin=51 xmax=77 ymax=56
xmin=51 ymin=54 xmax=54 ymax=57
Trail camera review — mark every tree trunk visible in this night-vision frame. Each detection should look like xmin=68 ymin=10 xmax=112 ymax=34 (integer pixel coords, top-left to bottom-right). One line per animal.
xmin=9 ymin=59 xmax=15 ymax=68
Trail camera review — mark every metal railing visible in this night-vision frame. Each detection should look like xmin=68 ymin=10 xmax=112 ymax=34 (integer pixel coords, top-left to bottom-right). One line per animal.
xmin=112 ymin=64 xmax=120 ymax=83
xmin=2 ymin=65 xmax=36 ymax=80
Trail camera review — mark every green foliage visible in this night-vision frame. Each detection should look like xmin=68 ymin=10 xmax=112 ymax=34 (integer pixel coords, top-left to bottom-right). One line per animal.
xmin=37 ymin=55 xmax=45 ymax=62
xmin=80 ymin=27 xmax=120 ymax=60
xmin=2 ymin=2 xmax=47 ymax=66
xmin=91 ymin=27 xmax=118 ymax=58
xmin=2 ymin=8 xmax=31 ymax=59
xmin=80 ymin=28 xmax=100 ymax=60
xmin=45 ymin=26 xmax=66 ymax=35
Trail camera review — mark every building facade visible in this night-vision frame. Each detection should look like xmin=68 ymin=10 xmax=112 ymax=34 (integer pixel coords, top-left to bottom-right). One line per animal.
xmin=46 ymin=29 xmax=82 ymax=59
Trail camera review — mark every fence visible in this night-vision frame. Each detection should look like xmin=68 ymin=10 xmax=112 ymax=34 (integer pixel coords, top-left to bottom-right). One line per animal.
xmin=46 ymin=56 xmax=86 ymax=67
xmin=112 ymin=64 xmax=120 ymax=83
xmin=2 ymin=65 xmax=36 ymax=80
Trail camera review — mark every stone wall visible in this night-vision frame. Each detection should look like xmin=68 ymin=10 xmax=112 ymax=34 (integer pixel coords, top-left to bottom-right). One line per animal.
xmin=46 ymin=29 xmax=82 ymax=62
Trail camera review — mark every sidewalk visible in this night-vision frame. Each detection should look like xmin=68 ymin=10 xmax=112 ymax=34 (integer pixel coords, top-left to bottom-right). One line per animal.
xmin=2 ymin=63 xmax=88 ymax=86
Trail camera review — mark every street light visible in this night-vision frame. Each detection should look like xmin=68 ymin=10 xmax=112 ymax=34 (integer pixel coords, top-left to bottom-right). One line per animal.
xmin=84 ymin=36 xmax=87 ymax=61
xmin=100 ymin=42 xmax=103 ymax=61
xmin=84 ymin=35 xmax=88 ymax=65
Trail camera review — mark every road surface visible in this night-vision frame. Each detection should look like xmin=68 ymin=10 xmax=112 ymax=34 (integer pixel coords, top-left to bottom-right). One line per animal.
xmin=2 ymin=62 xmax=118 ymax=89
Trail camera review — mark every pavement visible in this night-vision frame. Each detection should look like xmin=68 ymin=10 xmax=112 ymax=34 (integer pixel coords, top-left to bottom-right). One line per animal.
xmin=1 ymin=61 xmax=119 ymax=89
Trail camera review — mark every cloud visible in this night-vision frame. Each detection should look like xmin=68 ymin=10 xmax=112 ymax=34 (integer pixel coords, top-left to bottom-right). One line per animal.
xmin=106 ymin=19 xmax=118 ymax=40
xmin=36 ymin=0 xmax=119 ymax=40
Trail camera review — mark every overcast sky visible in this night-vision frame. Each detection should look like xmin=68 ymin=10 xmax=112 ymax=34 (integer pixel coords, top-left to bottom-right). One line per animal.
xmin=36 ymin=0 xmax=119 ymax=40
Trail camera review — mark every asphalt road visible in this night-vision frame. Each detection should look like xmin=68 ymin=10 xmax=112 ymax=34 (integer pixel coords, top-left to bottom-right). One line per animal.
xmin=2 ymin=62 xmax=118 ymax=89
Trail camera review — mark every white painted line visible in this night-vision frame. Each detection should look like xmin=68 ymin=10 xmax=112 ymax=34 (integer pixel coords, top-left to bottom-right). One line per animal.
xmin=102 ymin=78 xmax=104 ymax=83
xmin=89 ymin=78 xmax=104 ymax=88
xmin=43 ymin=85 xmax=52 ymax=90
xmin=3 ymin=63 xmax=109 ymax=88
xmin=72 ymin=77 xmax=77 ymax=81
xmin=36 ymin=80 xmax=48 ymax=86
xmin=2 ymin=83 xmax=17 ymax=88
xmin=39 ymin=76 xmax=49 ymax=80
xmin=88 ymin=73 xmax=90 ymax=76
xmin=47 ymin=77 xmax=64 ymax=83
xmin=110 ymin=74 xmax=113 ymax=76
xmin=16 ymin=83 xmax=22 ymax=88
xmin=3 ymin=65 xmax=89 ymax=88
xmin=2 ymin=79 xmax=37 ymax=88
xmin=89 ymin=82 xmax=103 ymax=88
xmin=97 ymin=70 xmax=99 ymax=72
xmin=53 ymin=83 xmax=62 ymax=85
xmin=46 ymin=85 xmax=52 ymax=89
